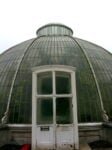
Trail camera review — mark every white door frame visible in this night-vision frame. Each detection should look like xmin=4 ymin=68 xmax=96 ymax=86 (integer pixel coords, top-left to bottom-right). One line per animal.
xmin=32 ymin=65 xmax=79 ymax=150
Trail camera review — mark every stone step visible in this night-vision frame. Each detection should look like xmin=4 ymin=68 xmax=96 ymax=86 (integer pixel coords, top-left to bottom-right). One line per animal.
xmin=80 ymin=143 xmax=91 ymax=150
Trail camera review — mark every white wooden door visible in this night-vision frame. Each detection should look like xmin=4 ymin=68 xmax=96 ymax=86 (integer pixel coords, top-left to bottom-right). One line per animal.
xmin=32 ymin=66 xmax=79 ymax=150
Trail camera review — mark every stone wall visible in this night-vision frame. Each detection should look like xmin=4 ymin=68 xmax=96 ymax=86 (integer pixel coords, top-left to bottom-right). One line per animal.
xmin=79 ymin=123 xmax=102 ymax=144
xmin=7 ymin=125 xmax=31 ymax=145
xmin=0 ymin=125 xmax=11 ymax=146
xmin=0 ymin=124 xmax=31 ymax=147
xmin=102 ymin=123 xmax=112 ymax=144
xmin=1 ymin=123 xmax=112 ymax=147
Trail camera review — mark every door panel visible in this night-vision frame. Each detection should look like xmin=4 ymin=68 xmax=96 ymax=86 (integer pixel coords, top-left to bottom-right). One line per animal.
xmin=36 ymin=126 xmax=54 ymax=149
xmin=37 ymin=72 xmax=52 ymax=94
xmin=56 ymin=71 xmax=71 ymax=94
xmin=37 ymin=98 xmax=53 ymax=124
xmin=56 ymin=98 xmax=74 ymax=149
xmin=56 ymin=98 xmax=73 ymax=124
xmin=36 ymin=98 xmax=54 ymax=149
xmin=56 ymin=125 xmax=74 ymax=149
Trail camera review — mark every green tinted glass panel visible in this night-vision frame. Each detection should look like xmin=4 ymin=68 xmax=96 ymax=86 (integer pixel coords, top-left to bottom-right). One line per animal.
xmin=37 ymin=98 xmax=53 ymax=124
xmin=56 ymin=98 xmax=73 ymax=124
xmin=37 ymin=72 xmax=52 ymax=94
xmin=56 ymin=72 xmax=71 ymax=94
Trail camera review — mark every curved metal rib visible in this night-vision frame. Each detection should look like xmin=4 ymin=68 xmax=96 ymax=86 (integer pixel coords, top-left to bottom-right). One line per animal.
xmin=72 ymin=37 xmax=108 ymax=121
xmin=1 ymin=38 xmax=38 ymax=124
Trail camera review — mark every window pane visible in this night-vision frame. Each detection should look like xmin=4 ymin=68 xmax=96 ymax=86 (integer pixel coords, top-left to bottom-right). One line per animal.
xmin=37 ymin=72 xmax=52 ymax=94
xmin=56 ymin=72 xmax=71 ymax=94
xmin=37 ymin=98 xmax=53 ymax=124
xmin=56 ymin=98 xmax=73 ymax=124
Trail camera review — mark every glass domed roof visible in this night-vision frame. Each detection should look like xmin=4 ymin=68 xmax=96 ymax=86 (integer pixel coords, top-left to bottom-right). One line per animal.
xmin=0 ymin=23 xmax=112 ymax=124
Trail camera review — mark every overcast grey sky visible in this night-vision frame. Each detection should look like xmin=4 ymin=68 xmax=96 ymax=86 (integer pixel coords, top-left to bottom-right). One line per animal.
xmin=0 ymin=0 xmax=112 ymax=54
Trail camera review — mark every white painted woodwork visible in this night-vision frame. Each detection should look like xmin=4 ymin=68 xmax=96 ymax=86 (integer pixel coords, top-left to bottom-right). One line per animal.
xmin=32 ymin=65 xmax=79 ymax=150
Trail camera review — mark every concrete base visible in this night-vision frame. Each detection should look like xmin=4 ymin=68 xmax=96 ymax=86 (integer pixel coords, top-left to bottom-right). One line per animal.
xmin=0 ymin=123 xmax=112 ymax=149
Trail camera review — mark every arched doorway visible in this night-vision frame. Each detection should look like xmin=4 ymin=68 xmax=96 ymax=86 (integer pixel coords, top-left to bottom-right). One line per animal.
xmin=32 ymin=65 xmax=79 ymax=150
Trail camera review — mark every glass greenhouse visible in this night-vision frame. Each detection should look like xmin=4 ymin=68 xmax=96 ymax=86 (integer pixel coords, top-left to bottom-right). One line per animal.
xmin=0 ymin=23 xmax=112 ymax=150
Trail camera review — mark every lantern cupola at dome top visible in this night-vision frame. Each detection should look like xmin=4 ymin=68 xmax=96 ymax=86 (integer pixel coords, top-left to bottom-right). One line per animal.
xmin=36 ymin=23 xmax=73 ymax=37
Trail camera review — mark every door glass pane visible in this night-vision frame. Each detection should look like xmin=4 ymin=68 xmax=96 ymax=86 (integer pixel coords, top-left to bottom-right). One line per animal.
xmin=56 ymin=98 xmax=73 ymax=124
xmin=56 ymin=72 xmax=71 ymax=94
xmin=37 ymin=98 xmax=53 ymax=124
xmin=37 ymin=72 xmax=52 ymax=94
